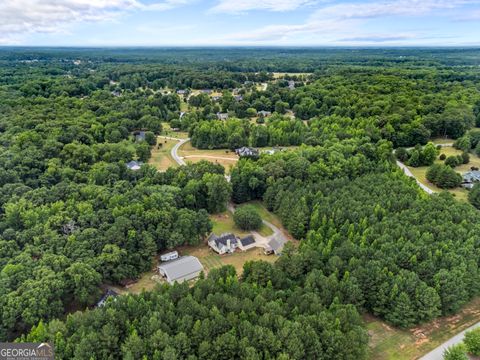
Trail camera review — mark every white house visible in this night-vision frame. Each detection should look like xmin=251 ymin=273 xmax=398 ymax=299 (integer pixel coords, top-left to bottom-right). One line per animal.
xmin=208 ymin=233 xmax=238 ymax=254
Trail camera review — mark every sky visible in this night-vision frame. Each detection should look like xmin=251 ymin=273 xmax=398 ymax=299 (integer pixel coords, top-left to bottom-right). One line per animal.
xmin=1 ymin=0 xmax=480 ymax=46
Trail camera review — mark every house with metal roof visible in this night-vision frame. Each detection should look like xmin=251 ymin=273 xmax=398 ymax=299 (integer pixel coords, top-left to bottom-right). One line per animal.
xmin=258 ymin=110 xmax=272 ymax=117
xmin=208 ymin=233 xmax=238 ymax=254
xmin=462 ymin=170 xmax=480 ymax=189
xmin=158 ymin=256 xmax=204 ymax=284
xmin=216 ymin=112 xmax=229 ymax=120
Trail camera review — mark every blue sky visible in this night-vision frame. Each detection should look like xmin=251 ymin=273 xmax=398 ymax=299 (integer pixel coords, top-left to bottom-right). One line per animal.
xmin=1 ymin=0 xmax=480 ymax=46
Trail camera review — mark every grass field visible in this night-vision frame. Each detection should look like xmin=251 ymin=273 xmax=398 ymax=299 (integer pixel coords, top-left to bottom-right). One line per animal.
xmin=210 ymin=210 xmax=273 ymax=237
xmin=272 ymin=72 xmax=312 ymax=79
xmin=148 ymin=136 xmax=179 ymax=171
xmin=406 ymin=146 xmax=480 ymax=202
xmin=181 ymin=242 xmax=276 ymax=275
xmin=160 ymin=122 xmax=189 ymax=139
xmin=178 ymin=142 xmax=238 ymax=172
xmin=367 ymin=297 xmax=480 ymax=360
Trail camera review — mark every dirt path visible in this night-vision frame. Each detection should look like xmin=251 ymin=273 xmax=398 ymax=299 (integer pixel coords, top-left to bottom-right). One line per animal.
xmin=184 ymin=155 xmax=238 ymax=161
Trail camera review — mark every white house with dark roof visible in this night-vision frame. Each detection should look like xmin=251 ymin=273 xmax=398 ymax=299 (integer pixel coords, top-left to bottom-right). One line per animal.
xmin=208 ymin=233 xmax=238 ymax=254
xmin=158 ymin=256 xmax=203 ymax=284
xmin=238 ymin=235 xmax=256 ymax=251
xmin=235 ymin=147 xmax=259 ymax=158
xmin=258 ymin=110 xmax=272 ymax=117
xmin=216 ymin=112 xmax=229 ymax=121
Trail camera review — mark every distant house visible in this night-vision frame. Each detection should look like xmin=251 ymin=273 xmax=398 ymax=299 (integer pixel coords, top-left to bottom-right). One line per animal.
xmin=96 ymin=289 xmax=118 ymax=307
xmin=217 ymin=112 xmax=229 ymax=121
xmin=264 ymin=236 xmax=285 ymax=255
xmin=462 ymin=170 xmax=480 ymax=189
xmin=158 ymin=256 xmax=203 ymax=284
xmin=134 ymin=131 xmax=146 ymax=142
xmin=201 ymin=89 xmax=212 ymax=94
xmin=235 ymin=147 xmax=259 ymax=158
xmin=160 ymin=251 xmax=179 ymax=262
xmin=208 ymin=233 xmax=238 ymax=254
xmin=126 ymin=160 xmax=142 ymax=171
xmin=212 ymin=95 xmax=222 ymax=102
xmin=234 ymin=95 xmax=243 ymax=101
xmin=288 ymin=80 xmax=295 ymax=90
xmin=111 ymin=90 xmax=121 ymax=97
xmin=180 ymin=111 xmax=186 ymax=119
xmin=176 ymin=89 xmax=187 ymax=95
xmin=258 ymin=110 xmax=272 ymax=117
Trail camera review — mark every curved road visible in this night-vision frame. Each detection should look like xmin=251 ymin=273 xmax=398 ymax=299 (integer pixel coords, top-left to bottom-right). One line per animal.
xmin=170 ymin=137 xmax=190 ymax=166
xmin=419 ymin=321 xmax=480 ymax=360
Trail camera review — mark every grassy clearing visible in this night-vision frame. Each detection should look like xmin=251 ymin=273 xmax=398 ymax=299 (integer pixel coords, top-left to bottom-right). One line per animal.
xmin=178 ymin=142 xmax=238 ymax=172
xmin=367 ymin=297 xmax=480 ymax=360
xmin=160 ymin=122 xmax=189 ymax=139
xmin=182 ymin=242 xmax=276 ymax=275
xmin=406 ymin=146 xmax=480 ymax=202
xmin=272 ymin=72 xmax=312 ymax=79
xmin=125 ymin=270 xmax=163 ymax=294
xmin=210 ymin=210 xmax=273 ymax=238
xmin=148 ymin=136 xmax=178 ymax=171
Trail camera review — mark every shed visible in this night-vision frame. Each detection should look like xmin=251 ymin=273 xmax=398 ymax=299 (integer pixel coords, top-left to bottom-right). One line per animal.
xmin=265 ymin=236 xmax=285 ymax=255
xmin=126 ymin=160 xmax=142 ymax=171
xmin=158 ymin=256 xmax=203 ymax=284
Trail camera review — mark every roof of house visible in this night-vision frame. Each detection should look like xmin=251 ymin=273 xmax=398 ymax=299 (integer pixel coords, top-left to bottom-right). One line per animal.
xmin=258 ymin=110 xmax=272 ymax=116
xmin=126 ymin=160 xmax=142 ymax=170
xmin=268 ymin=236 xmax=285 ymax=253
xmin=240 ymin=235 xmax=255 ymax=247
xmin=217 ymin=112 xmax=229 ymax=120
xmin=209 ymin=233 xmax=238 ymax=248
xmin=158 ymin=256 xmax=203 ymax=281
xmin=97 ymin=289 xmax=118 ymax=307
xmin=463 ymin=170 xmax=480 ymax=182
xmin=236 ymin=147 xmax=259 ymax=157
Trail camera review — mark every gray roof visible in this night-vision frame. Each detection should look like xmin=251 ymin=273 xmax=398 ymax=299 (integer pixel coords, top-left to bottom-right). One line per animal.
xmin=268 ymin=236 xmax=285 ymax=253
xmin=126 ymin=160 xmax=142 ymax=170
xmin=236 ymin=147 xmax=259 ymax=157
xmin=158 ymin=256 xmax=203 ymax=281
xmin=209 ymin=233 xmax=238 ymax=248
xmin=463 ymin=170 xmax=480 ymax=183
xmin=240 ymin=235 xmax=255 ymax=247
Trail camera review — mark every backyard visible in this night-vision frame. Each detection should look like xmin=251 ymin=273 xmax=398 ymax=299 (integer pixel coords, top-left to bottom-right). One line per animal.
xmin=178 ymin=141 xmax=239 ymax=172
xmin=148 ymin=136 xmax=179 ymax=171
xmin=406 ymin=146 xmax=480 ymax=202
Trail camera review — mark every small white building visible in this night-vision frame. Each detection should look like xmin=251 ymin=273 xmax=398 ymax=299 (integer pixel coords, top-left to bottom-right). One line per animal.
xmin=160 ymin=251 xmax=179 ymax=262
xmin=158 ymin=256 xmax=204 ymax=284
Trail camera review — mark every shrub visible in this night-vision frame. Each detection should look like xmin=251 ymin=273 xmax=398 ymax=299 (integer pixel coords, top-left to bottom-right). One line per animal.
xmin=443 ymin=343 xmax=468 ymax=360
xmin=461 ymin=152 xmax=470 ymax=164
xmin=233 ymin=205 xmax=263 ymax=231
xmin=395 ymin=147 xmax=409 ymax=162
xmin=439 ymin=153 xmax=447 ymax=160
xmin=464 ymin=327 xmax=480 ymax=356
xmin=426 ymin=164 xmax=462 ymax=189
xmin=445 ymin=155 xmax=461 ymax=168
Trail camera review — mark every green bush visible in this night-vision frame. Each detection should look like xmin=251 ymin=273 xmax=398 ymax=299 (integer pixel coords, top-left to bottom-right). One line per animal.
xmin=443 ymin=343 xmax=468 ymax=360
xmin=233 ymin=205 xmax=263 ymax=230
xmin=426 ymin=164 xmax=462 ymax=189
xmin=468 ymin=183 xmax=480 ymax=209
xmin=464 ymin=327 xmax=480 ymax=356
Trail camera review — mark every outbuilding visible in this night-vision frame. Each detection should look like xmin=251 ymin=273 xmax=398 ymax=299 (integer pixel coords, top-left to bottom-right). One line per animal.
xmin=158 ymin=256 xmax=204 ymax=284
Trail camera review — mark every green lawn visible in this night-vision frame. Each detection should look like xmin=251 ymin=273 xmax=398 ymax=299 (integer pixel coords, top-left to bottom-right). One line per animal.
xmin=210 ymin=209 xmax=273 ymax=237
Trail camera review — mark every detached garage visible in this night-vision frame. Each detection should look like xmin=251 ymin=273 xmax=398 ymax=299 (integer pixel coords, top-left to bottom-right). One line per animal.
xmin=158 ymin=256 xmax=204 ymax=284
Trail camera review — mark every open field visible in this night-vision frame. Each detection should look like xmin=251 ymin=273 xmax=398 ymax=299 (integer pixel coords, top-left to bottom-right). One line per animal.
xmin=272 ymin=72 xmax=312 ymax=79
xmin=406 ymin=146 xmax=480 ymax=202
xmin=125 ymin=270 xmax=163 ymax=294
xmin=178 ymin=142 xmax=238 ymax=172
xmin=148 ymin=136 xmax=179 ymax=171
xmin=181 ymin=242 xmax=277 ymax=275
xmin=367 ymin=297 xmax=480 ymax=360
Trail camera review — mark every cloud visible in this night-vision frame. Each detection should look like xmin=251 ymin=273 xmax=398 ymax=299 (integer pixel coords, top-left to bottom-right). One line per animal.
xmin=0 ymin=0 xmax=192 ymax=43
xmin=221 ymin=0 xmax=480 ymax=44
xmin=209 ymin=0 xmax=317 ymax=14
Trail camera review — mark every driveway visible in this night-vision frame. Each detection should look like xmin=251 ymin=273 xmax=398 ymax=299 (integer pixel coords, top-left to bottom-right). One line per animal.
xmin=419 ymin=321 xmax=480 ymax=360
xmin=170 ymin=137 xmax=190 ymax=166
xmin=396 ymin=160 xmax=435 ymax=195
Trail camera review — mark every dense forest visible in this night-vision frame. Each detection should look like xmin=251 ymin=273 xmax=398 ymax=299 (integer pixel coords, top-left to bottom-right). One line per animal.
xmin=1 ymin=48 xmax=480 ymax=359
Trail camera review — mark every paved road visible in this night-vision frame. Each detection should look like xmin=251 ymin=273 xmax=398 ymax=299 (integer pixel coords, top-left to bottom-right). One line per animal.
xmin=396 ymin=160 xmax=435 ymax=194
xmin=419 ymin=321 xmax=480 ymax=360
xmin=170 ymin=137 xmax=190 ymax=166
